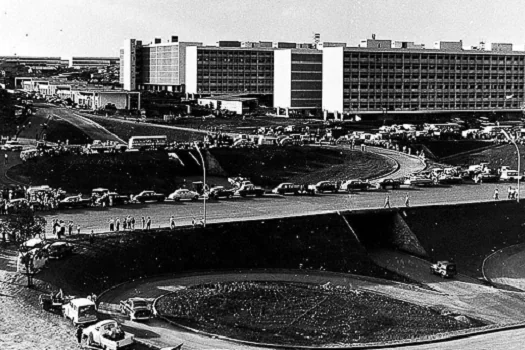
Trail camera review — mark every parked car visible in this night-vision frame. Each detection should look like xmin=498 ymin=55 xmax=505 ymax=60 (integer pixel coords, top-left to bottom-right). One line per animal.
xmin=119 ymin=298 xmax=152 ymax=321
xmin=376 ymin=178 xmax=401 ymax=190
xmin=209 ymin=186 xmax=235 ymax=199
xmin=430 ymin=260 xmax=457 ymax=278
xmin=2 ymin=140 xmax=23 ymax=151
xmin=272 ymin=183 xmax=301 ymax=195
xmin=340 ymin=179 xmax=371 ymax=192
xmin=168 ymin=189 xmax=200 ymax=201
xmin=474 ymin=173 xmax=500 ymax=183
xmin=132 ymin=191 xmax=165 ymax=203
xmin=236 ymin=184 xmax=265 ymax=197
xmin=43 ymin=241 xmax=74 ymax=259
xmin=438 ymin=174 xmax=463 ymax=184
xmin=96 ymin=192 xmax=130 ymax=206
xmin=404 ymin=176 xmax=435 ymax=187
xmin=81 ymin=320 xmax=134 ymax=349
xmin=62 ymin=298 xmax=97 ymax=325
xmin=315 ymin=181 xmax=339 ymax=193
xmin=58 ymin=196 xmax=92 ymax=209
xmin=500 ymin=169 xmax=523 ymax=181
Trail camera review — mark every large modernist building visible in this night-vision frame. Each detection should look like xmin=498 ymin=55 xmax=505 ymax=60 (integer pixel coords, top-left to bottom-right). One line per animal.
xmin=323 ymin=42 xmax=525 ymax=119
xmin=120 ymin=36 xmax=202 ymax=92
xmin=185 ymin=46 xmax=274 ymax=95
xmin=120 ymin=36 xmax=525 ymax=119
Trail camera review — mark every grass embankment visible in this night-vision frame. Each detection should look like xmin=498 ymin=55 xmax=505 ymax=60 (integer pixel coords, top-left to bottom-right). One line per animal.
xmin=418 ymin=140 xmax=492 ymax=159
xmin=446 ymin=144 xmax=525 ymax=171
xmin=156 ymin=281 xmax=473 ymax=346
xmin=210 ymin=147 xmax=395 ymax=188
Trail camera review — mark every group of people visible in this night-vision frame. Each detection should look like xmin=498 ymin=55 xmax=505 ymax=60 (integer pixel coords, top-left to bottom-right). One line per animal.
xmin=52 ymin=219 xmax=80 ymax=239
xmin=383 ymin=193 xmax=411 ymax=208
xmin=108 ymin=216 xmax=151 ymax=231
xmin=493 ymin=186 xmax=519 ymax=200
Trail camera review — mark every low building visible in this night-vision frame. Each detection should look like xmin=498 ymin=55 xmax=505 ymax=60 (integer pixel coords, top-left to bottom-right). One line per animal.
xmin=197 ymin=96 xmax=258 ymax=114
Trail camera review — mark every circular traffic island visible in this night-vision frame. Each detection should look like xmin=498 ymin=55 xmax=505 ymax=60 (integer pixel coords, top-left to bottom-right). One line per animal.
xmin=155 ymin=281 xmax=471 ymax=347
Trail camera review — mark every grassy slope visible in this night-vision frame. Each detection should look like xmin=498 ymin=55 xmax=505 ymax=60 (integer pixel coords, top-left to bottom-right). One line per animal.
xmin=446 ymin=144 xmax=525 ymax=171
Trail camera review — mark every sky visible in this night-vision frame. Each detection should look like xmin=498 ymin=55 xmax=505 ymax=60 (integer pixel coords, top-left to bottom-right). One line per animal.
xmin=1 ymin=0 xmax=525 ymax=57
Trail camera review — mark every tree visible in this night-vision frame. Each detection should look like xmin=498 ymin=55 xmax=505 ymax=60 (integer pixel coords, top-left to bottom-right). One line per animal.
xmin=0 ymin=207 xmax=47 ymax=245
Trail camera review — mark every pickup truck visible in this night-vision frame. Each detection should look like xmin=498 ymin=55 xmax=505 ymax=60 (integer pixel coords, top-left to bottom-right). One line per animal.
xmin=82 ymin=320 xmax=134 ymax=349
xmin=236 ymin=184 xmax=265 ymax=197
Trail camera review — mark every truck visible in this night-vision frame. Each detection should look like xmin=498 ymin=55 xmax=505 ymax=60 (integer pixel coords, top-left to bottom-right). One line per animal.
xmin=82 ymin=320 xmax=134 ymax=349
xmin=128 ymin=135 xmax=167 ymax=151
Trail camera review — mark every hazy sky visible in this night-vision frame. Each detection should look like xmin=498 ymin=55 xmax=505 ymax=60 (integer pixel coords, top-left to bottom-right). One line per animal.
xmin=1 ymin=0 xmax=525 ymax=57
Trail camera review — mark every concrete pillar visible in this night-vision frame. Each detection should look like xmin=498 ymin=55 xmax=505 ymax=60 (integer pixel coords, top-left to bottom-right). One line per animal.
xmin=137 ymin=93 xmax=141 ymax=110
xmin=185 ymin=92 xmax=189 ymax=100
xmin=334 ymin=111 xmax=338 ymax=121
xmin=276 ymin=107 xmax=280 ymax=116
xmin=340 ymin=113 xmax=344 ymax=121
xmin=285 ymin=107 xmax=289 ymax=118
xmin=323 ymin=110 xmax=328 ymax=121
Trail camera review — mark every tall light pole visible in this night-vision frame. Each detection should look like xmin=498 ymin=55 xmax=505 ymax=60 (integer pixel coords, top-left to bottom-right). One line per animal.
xmin=193 ymin=142 xmax=207 ymax=226
xmin=502 ymin=129 xmax=520 ymax=202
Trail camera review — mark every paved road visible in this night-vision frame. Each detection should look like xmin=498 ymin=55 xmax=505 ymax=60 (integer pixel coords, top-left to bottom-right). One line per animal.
xmin=40 ymin=182 xmax=516 ymax=236
xmin=483 ymin=243 xmax=525 ymax=291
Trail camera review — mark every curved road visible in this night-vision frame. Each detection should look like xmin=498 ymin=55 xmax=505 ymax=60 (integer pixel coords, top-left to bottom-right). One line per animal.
xmin=99 ymin=270 xmax=525 ymax=350
xmin=483 ymin=243 xmax=525 ymax=291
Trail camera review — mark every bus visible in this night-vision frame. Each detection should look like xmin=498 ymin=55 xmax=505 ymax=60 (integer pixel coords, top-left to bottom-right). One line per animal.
xmin=128 ymin=135 xmax=168 ymax=150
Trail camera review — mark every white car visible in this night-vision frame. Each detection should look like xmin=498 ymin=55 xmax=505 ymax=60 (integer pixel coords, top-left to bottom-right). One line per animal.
xmin=168 ymin=189 xmax=200 ymax=201
xmin=81 ymin=319 xmax=134 ymax=349
xmin=62 ymin=298 xmax=97 ymax=325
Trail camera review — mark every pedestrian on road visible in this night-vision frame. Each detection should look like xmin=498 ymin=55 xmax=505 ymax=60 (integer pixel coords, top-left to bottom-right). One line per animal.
xmin=141 ymin=216 xmax=145 ymax=230
xmin=89 ymin=230 xmax=94 ymax=245
xmin=108 ymin=218 xmax=114 ymax=232
xmin=508 ymin=186 xmax=513 ymax=199
xmin=404 ymin=193 xmax=410 ymax=207
xmin=494 ymin=188 xmax=499 ymax=200
xmin=384 ymin=195 xmax=391 ymax=209
xmin=192 ymin=218 xmax=196 ymax=227
xmin=68 ymin=221 xmax=73 ymax=236
xmin=130 ymin=216 xmax=135 ymax=230
xmin=146 ymin=216 xmax=151 ymax=230
xmin=170 ymin=216 xmax=175 ymax=229
xmin=77 ymin=224 xmax=80 ymax=235
xmin=4 ymin=153 xmax=7 ymax=165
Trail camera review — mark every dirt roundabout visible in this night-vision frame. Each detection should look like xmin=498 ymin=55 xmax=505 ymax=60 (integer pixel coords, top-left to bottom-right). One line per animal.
xmin=154 ymin=280 xmax=474 ymax=347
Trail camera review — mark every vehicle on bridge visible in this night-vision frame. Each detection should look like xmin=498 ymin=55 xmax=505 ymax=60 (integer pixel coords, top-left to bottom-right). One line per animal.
xmin=119 ymin=298 xmax=152 ymax=321
xmin=168 ymin=189 xmax=200 ymax=201
xmin=236 ymin=183 xmax=265 ymax=197
xmin=63 ymin=298 xmax=97 ymax=325
xmin=340 ymin=179 xmax=371 ymax=192
xmin=82 ymin=319 xmax=134 ymax=349
xmin=209 ymin=186 xmax=235 ymax=199
xmin=430 ymin=260 xmax=457 ymax=278
xmin=58 ymin=196 xmax=92 ymax=209
xmin=128 ymin=135 xmax=167 ymax=151
xmin=376 ymin=178 xmax=402 ymax=190
xmin=132 ymin=191 xmax=166 ymax=203
xmin=314 ymin=181 xmax=339 ymax=193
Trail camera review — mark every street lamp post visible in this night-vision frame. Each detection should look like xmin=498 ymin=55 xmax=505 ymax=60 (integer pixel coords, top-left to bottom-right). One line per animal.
xmin=502 ymin=130 xmax=520 ymax=202
xmin=193 ymin=143 xmax=207 ymax=226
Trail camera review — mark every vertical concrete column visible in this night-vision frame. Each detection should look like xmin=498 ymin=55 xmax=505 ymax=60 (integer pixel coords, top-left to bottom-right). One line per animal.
xmin=323 ymin=110 xmax=328 ymax=121
xmin=276 ymin=107 xmax=280 ymax=116
xmin=334 ymin=111 xmax=339 ymax=121
xmin=285 ymin=108 xmax=289 ymax=117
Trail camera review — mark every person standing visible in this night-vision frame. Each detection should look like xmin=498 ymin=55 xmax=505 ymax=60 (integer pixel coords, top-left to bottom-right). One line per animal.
xmin=494 ymin=188 xmax=499 ymax=200
xmin=404 ymin=193 xmax=410 ymax=207
xmin=68 ymin=221 xmax=73 ymax=236
xmin=146 ymin=216 xmax=151 ymax=230
xmin=4 ymin=153 xmax=8 ymax=165
xmin=89 ymin=230 xmax=94 ymax=245
xmin=108 ymin=218 xmax=114 ymax=232
xmin=170 ymin=216 xmax=175 ymax=229
xmin=115 ymin=217 xmax=120 ymax=232
xmin=384 ymin=195 xmax=391 ymax=209
xmin=508 ymin=186 xmax=513 ymax=199
xmin=130 ymin=216 xmax=135 ymax=230
xmin=141 ymin=216 xmax=145 ymax=230
xmin=77 ymin=224 xmax=80 ymax=235
xmin=75 ymin=325 xmax=83 ymax=344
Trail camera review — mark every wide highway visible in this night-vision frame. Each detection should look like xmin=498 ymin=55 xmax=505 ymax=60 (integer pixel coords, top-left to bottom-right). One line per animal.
xmin=40 ymin=181 xmax=513 ymax=236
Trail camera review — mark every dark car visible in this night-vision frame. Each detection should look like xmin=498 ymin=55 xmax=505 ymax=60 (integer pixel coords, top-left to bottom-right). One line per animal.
xmin=96 ymin=192 xmax=130 ymax=206
xmin=315 ymin=181 xmax=339 ymax=193
xmin=209 ymin=186 xmax=235 ymax=199
xmin=341 ymin=179 xmax=371 ymax=192
xmin=132 ymin=190 xmax=165 ymax=203
xmin=58 ymin=196 xmax=92 ymax=209
xmin=377 ymin=178 xmax=401 ymax=190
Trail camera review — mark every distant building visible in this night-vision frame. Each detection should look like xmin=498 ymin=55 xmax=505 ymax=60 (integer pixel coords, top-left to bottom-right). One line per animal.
xmin=359 ymin=39 xmax=392 ymax=49
xmin=491 ymin=43 xmax=513 ymax=52
xmin=197 ymin=96 xmax=258 ymax=114
xmin=434 ymin=40 xmax=463 ymax=51
xmin=70 ymin=57 xmax=119 ymax=69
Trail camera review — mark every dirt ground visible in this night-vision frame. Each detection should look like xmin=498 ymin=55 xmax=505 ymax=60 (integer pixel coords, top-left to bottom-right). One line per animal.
xmin=0 ymin=248 xmax=79 ymax=350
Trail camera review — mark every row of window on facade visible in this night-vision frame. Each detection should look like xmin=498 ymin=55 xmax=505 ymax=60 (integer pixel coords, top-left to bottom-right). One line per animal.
xmin=346 ymin=54 xmax=525 ymax=63
xmin=348 ymin=84 xmax=523 ymax=89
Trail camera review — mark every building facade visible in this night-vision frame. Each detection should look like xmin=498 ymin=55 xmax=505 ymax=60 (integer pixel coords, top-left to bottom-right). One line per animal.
xmin=70 ymin=57 xmax=119 ymax=69
xmin=323 ymin=46 xmax=525 ymax=119
xmin=274 ymin=49 xmax=322 ymax=114
xmin=185 ymin=46 xmax=274 ymax=95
